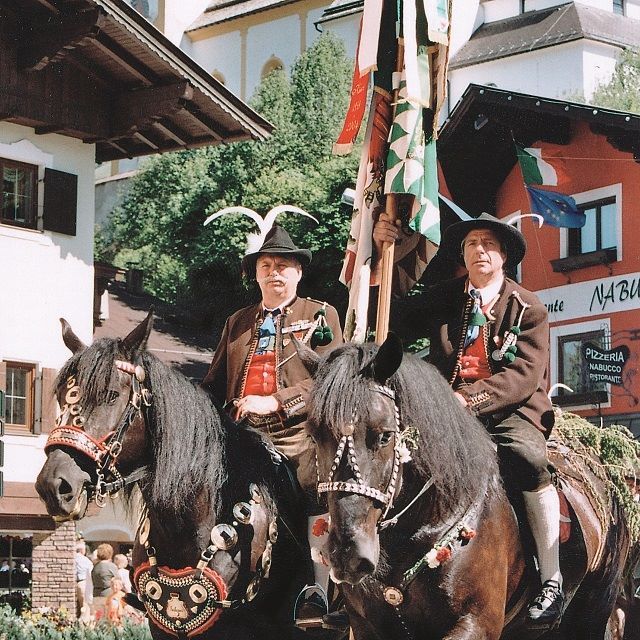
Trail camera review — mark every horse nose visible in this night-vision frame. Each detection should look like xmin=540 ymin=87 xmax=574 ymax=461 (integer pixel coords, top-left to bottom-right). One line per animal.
xmin=348 ymin=555 xmax=375 ymax=577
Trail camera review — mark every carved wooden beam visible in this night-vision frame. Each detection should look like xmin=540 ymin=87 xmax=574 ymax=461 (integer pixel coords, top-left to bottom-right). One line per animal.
xmin=180 ymin=102 xmax=225 ymax=142
xmin=111 ymin=82 xmax=194 ymax=136
xmin=92 ymin=31 xmax=158 ymax=86
xmin=19 ymin=8 xmax=106 ymax=71
xmin=32 ymin=0 xmax=60 ymax=14
xmin=151 ymin=121 xmax=189 ymax=147
xmin=133 ymin=131 xmax=159 ymax=151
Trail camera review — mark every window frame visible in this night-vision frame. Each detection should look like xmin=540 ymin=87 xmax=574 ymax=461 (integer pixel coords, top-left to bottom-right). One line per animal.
xmin=0 ymin=158 xmax=38 ymax=230
xmin=4 ymin=362 xmax=36 ymax=435
xmin=550 ymin=319 xmax=612 ymax=410
xmin=559 ymin=183 xmax=622 ymax=262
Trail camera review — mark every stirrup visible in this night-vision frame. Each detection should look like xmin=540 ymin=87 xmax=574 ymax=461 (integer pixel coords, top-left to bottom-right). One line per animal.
xmin=294 ymin=584 xmax=329 ymax=630
xmin=527 ymin=579 xmax=564 ymax=627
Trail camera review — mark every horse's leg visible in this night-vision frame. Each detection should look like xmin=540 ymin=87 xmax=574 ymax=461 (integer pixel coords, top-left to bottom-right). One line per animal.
xmin=441 ymin=613 xmax=503 ymax=640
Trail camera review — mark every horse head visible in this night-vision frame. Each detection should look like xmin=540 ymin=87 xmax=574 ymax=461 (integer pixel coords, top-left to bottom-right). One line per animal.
xmin=36 ymin=313 xmax=154 ymax=521
xmin=301 ymin=335 xmax=405 ymax=585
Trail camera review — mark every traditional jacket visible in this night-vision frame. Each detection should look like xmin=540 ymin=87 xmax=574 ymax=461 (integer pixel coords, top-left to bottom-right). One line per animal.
xmin=425 ymin=275 xmax=555 ymax=436
xmin=202 ymin=297 xmax=342 ymax=491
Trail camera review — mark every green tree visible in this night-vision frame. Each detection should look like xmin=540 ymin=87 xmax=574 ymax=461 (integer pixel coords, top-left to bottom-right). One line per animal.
xmin=591 ymin=48 xmax=640 ymax=113
xmin=98 ymin=32 xmax=359 ymax=330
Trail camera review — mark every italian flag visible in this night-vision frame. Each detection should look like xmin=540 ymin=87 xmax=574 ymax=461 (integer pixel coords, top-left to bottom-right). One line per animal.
xmin=516 ymin=145 xmax=567 ymax=186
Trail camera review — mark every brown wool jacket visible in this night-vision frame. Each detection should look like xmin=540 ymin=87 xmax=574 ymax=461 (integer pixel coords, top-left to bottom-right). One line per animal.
xmin=202 ymin=297 xmax=343 ymax=420
xmin=424 ymin=275 xmax=555 ymax=436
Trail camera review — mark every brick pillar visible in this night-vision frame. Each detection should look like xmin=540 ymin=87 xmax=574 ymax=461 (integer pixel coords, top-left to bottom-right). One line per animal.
xmin=31 ymin=522 xmax=76 ymax=614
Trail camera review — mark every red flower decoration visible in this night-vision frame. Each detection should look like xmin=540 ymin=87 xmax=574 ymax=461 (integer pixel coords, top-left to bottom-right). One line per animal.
xmin=435 ymin=546 xmax=452 ymax=563
xmin=460 ymin=527 xmax=476 ymax=541
xmin=312 ymin=517 xmax=329 ymax=537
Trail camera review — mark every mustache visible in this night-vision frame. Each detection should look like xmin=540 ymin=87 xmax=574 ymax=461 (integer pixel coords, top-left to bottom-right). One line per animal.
xmin=258 ymin=275 xmax=287 ymax=285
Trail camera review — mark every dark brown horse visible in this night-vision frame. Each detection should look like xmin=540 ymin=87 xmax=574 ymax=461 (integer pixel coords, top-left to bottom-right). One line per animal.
xmin=297 ymin=335 xmax=630 ymax=640
xmin=35 ymin=314 xmax=311 ymax=639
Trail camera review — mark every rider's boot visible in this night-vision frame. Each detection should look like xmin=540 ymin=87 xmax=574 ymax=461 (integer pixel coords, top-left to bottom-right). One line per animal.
xmin=524 ymin=485 xmax=565 ymax=626
xmin=295 ymin=514 xmax=331 ymax=628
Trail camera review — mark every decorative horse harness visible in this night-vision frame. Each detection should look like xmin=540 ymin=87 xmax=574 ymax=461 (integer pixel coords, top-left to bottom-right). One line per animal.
xmin=44 ymin=361 xmax=152 ymax=512
xmin=315 ymin=380 xmax=479 ymax=618
xmin=43 ymin=359 xmax=279 ymax=638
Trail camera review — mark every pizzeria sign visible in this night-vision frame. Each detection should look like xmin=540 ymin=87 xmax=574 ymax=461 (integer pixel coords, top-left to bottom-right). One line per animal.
xmin=581 ymin=343 xmax=630 ymax=386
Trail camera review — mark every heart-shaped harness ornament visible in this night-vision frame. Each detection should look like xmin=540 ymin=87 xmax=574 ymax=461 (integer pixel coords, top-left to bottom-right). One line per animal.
xmin=134 ymin=563 xmax=228 ymax=638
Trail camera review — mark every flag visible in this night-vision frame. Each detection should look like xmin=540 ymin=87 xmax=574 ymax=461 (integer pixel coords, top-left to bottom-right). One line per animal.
xmin=516 ymin=145 xmax=568 ymax=186
xmin=526 ymin=186 xmax=586 ymax=228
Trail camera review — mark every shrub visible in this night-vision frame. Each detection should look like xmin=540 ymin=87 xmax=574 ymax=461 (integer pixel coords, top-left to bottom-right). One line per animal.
xmin=0 ymin=605 xmax=152 ymax=640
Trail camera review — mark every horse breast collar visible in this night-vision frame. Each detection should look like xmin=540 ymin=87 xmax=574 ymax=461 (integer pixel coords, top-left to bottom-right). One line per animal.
xmin=44 ymin=360 xmax=152 ymax=508
xmin=135 ymin=484 xmax=279 ymax=638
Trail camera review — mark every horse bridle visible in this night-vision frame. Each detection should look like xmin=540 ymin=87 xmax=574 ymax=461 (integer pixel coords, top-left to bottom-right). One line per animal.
xmin=44 ymin=360 xmax=152 ymax=508
xmin=316 ymin=382 xmax=403 ymax=523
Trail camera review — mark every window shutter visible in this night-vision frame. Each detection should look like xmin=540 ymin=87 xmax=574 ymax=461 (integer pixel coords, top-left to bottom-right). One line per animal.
xmin=43 ymin=168 xmax=78 ymax=236
xmin=40 ymin=368 xmax=58 ymax=434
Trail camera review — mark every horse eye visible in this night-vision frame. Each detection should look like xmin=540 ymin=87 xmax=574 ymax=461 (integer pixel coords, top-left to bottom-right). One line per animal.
xmin=106 ymin=390 xmax=120 ymax=405
xmin=379 ymin=432 xmax=394 ymax=447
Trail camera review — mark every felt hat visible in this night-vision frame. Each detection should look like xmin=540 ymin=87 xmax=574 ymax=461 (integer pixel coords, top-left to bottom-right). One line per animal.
xmin=241 ymin=225 xmax=312 ymax=278
xmin=439 ymin=213 xmax=527 ymax=269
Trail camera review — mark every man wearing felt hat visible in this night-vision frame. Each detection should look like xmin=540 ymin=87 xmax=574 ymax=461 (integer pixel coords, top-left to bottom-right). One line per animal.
xmin=202 ymin=224 xmax=342 ymax=622
xmin=374 ymin=211 xmax=563 ymax=626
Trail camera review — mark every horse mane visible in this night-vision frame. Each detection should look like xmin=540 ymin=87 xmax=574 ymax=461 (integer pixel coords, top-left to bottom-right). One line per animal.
xmin=56 ymin=338 xmax=227 ymax=521
xmin=308 ymin=342 xmax=502 ymax=519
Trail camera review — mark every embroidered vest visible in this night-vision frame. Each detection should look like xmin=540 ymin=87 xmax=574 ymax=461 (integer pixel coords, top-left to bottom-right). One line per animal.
xmin=243 ymin=352 xmax=277 ymax=396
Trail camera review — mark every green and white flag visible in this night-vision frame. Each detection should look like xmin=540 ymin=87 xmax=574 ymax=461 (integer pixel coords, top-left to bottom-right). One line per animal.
xmin=384 ymin=72 xmax=440 ymax=246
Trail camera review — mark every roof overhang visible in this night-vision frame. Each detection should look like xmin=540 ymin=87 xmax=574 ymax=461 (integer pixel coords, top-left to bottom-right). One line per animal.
xmin=437 ymin=84 xmax=640 ymax=216
xmin=0 ymin=0 xmax=272 ymax=162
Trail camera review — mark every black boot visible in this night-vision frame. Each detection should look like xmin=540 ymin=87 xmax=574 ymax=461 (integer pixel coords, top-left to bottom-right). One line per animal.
xmin=527 ymin=579 xmax=564 ymax=626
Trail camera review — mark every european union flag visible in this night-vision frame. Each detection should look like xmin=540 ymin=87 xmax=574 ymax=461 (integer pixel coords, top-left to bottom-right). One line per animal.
xmin=525 ymin=186 xmax=586 ymax=228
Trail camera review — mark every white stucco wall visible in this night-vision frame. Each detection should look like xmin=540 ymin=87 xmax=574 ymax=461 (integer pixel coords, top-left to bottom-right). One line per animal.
xmin=449 ymin=41 xmax=587 ymax=106
xmin=0 ymin=122 xmax=96 ymax=484
xmin=161 ymin=0 xmax=210 ymax=45
xmin=190 ymin=31 xmax=244 ymax=97
xmin=582 ymin=40 xmax=621 ymax=98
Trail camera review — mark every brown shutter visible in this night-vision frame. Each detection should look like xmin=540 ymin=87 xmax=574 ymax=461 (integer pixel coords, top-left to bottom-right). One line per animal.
xmin=40 ymin=368 xmax=58 ymax=434
xmin=43 ymin=168 xmax=78 ymax=236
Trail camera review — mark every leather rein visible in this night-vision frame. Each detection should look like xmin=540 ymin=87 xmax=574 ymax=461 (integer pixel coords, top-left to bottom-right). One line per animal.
xmin=44 ymin=360 xmax=152 ymax=508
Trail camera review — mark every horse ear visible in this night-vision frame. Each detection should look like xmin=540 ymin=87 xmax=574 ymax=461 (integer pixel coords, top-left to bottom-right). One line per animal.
xmin=292 ymin=336 xmax=321 ymax=376
xmin=60 ymin=318 xmax=86 ymax=354
xmin=362 ymin=333 xmax=403 ymax=383
xmin=122 ymin=309 xmax=154 ymax=357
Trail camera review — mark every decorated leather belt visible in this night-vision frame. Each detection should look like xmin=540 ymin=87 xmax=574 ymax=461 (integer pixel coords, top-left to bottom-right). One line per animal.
xmin=245 ymin=412 xmax=285 ymax=431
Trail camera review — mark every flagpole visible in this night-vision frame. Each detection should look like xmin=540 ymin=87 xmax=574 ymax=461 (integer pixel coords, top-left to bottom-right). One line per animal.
xmin=375 ymin=41 xmax=404 ymax=345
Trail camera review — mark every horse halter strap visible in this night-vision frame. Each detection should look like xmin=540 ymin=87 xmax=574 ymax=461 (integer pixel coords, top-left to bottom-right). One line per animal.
xmin=44 ymin=360 xmax=152 ymax=505
xmin=317 ymin=383 xmax=401 ymax=519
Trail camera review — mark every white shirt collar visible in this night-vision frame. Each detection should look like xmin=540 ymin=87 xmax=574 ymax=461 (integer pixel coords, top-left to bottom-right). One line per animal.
xmin=467 ymin=275 xmax=504 ymax=306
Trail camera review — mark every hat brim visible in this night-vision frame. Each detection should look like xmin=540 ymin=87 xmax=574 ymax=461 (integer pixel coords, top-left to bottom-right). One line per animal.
xmin=439 ymin=217 xmax=526 ymax=270
xmin=241 ymin=248 xmax=312 ymax=278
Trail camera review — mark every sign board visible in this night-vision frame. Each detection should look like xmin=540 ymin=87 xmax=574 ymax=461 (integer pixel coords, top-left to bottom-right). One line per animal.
xmin=536 ymin=271 xmax=640 ymax=323
xmin=581 ymin=343 xmax=630 ymax=386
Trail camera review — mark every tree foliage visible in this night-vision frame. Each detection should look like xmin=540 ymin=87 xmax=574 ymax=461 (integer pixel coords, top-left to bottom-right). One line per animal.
xmin=590 ymin=48 xmax=640 ymax=113
xmin=98 ymin=33 xmax=359 ymax=330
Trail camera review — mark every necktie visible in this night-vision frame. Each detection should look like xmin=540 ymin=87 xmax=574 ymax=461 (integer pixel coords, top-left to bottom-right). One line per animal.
xmin=464 ymin=290 xmax=486 ymax=348
xmin=257 ymin=308 xmax=280 ymax=352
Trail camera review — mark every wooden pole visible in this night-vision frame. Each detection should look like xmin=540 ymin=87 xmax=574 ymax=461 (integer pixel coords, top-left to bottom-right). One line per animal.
xmin=375 ymin=41 xmax=404 ymax=345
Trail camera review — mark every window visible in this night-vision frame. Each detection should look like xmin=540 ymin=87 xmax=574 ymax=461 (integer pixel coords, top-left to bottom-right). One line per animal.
xmin=0 ymin=535 xmax=32 ymax=596
xmin=4 ymin=363 xmax=35 ymax=434
xmin=568 ymin=197 xmax=617 ymax=257
xmin=613 ymin=0 xmax=624 ymax=15
xmin=555 ymin=330 xmax=608 ymax=407
xmin=1 ymin=159 xmax=37 ymax=229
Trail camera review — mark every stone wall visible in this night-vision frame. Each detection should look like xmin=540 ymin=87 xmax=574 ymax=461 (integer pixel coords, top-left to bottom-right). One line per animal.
xmin=31 ymin=522 xmax=76 ymax=613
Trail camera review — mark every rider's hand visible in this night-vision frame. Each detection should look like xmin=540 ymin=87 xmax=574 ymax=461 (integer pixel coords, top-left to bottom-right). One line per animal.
xmin=234 ymin=395 xmax=281 ymax=418
xmin=372 ymin=213 xmax=401 ymax=254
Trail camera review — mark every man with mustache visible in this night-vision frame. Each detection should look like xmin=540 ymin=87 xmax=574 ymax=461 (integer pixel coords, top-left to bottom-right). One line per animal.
xmin=374 ymin=212 xmax=563 ymax=626
xmin=203 ymin=224 xmax=342 ymax=623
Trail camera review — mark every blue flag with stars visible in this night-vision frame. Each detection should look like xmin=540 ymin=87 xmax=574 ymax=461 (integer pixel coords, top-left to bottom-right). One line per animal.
xmin=525 ymin=185 xmax=586 ymax=228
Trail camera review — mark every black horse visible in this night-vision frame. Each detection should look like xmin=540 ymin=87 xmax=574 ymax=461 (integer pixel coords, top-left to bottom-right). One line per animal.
xmin=297 ymin=335 xmax=630 ymax=640
xmin=36 ymin=313 xmax=311 ymax=639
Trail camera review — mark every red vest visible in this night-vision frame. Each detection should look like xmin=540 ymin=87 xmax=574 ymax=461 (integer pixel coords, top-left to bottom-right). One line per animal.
xmin=243 ymin=352 xmax=277 ymax=396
